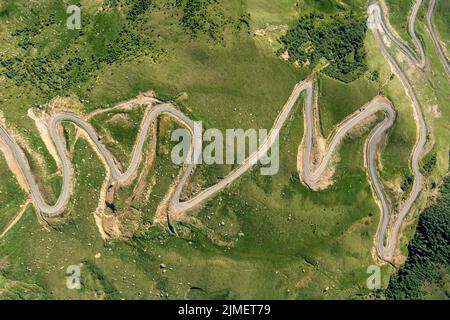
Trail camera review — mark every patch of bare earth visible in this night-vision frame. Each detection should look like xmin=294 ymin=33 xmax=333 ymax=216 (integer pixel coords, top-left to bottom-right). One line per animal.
xmin=429 ymin=104 xmax=441 ymax=118
xmin=348 ymin=113 xmax=379 ymax=138
xmin=0 ymin=136 xmax=29 ymax=192
xmin=76 ymin=129 xmax=112 ymax=240
xmin=380 ymin=0 xmax=407 ymax=43
xmin=79 ymin=93 xmax=159 ymax=240
xmin=297 ymin=135 xmax=337 ymax=191
xmin=295 ymin=274 xmax=313 ymax=290
xmin=296 ymin=88 xmax=339 ymax=191
xmin=0 ymin=256 xmax=9 ymax=273
xmin=116 ymin=207 xmax=142 ymax=237
xmin=280 ymin=50 xmax=290 ymax=61
xmin=0 ymin=198 xmax=31 ymax=239
xmin=176 ymin=92 xmax=189 ymax=102
xmin=86 ymin=90 xmax=157 ymax=121
xmin=395 ymin=51 xmax=418 ymax=81
xmin=180 ymin=179 xmax=203 ymax=202
xmin=128 ymin=122 xmax=157 ymax=204
xmin=49 ymin=96 xmax=84 ymax=112
xmin=101 ymin=214 xmax=122 ymax=238
xmin=385 ymin=176 xmax=405 ymax=206
xmin=153 ymin=183 xmax=178 ymax=226
xmin=254 ymin=24 xmax=288 ymax=37
xmin=107 ymin=113 xmax=133 ymax=127
xmin=28 ymin=108 xmax=63 ymax=169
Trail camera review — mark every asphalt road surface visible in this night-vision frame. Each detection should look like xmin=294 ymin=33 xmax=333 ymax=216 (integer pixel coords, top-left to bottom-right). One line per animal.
xmin=426 ymin=0 xmax=450 ymax=74
xmin=0 ymin=1 xmax=437 ymax=262
xmin=369 ymin=3 xmax=428 ymax=259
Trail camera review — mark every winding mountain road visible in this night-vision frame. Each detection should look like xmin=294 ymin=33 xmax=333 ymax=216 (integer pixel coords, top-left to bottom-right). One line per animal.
xmin=376 ymin=0 xmax=426 ymax=69
xmin=426 ymin=0 xmax=450 ymax=74
xmin=1 ymin=104 xmax=199 ymax=216
xmin=377 ymin=0 xmax=448 ymax=74
xmin=368 ymin=1 xmax=432 ymax=259
xmin=0 ymin=78 xmax=399 ymax=259
xmin=0 ymin=1 xmax=437 ymax=262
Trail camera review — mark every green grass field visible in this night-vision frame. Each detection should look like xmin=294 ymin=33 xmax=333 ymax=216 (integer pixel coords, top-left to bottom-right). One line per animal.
xmin=433 ymin=0 xmax=449 ymax=53
xmin=385 ymin=0 xmax=449 ymax=59
xmin=0 ymin=155 xmax=27 ymax=234
xmin=384 ymin=0 xmax=416 ymax=48
xmin=90 ymin=106 xmax=146 ymax=168
xmin=0 ymin=0 xmax=448 ymax=299
xmin=382 ymin=0 xmax=450 ymax=256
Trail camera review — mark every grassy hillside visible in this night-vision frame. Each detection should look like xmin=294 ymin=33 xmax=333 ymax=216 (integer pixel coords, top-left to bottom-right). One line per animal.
xmin=386 ymin=172 xmax=450 ymax=300
xmin=433 ymin=0 xmax=449 ymax=53
xmin=384 ymin=0 xmax=416 ymax=48
xmin=278 ymin=10 xmax=368 ymax=82
xmin=0 ymin=0 xmax=448 ymax=299
xmin=0 ymin=155 xmax=27 ymax=233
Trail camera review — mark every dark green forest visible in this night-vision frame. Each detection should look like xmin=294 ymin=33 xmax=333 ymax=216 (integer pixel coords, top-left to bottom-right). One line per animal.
xmin=278 ymin=11 xmax=368 ymax=82
xmin=386 ymin=165 xmax=450 ymax=299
